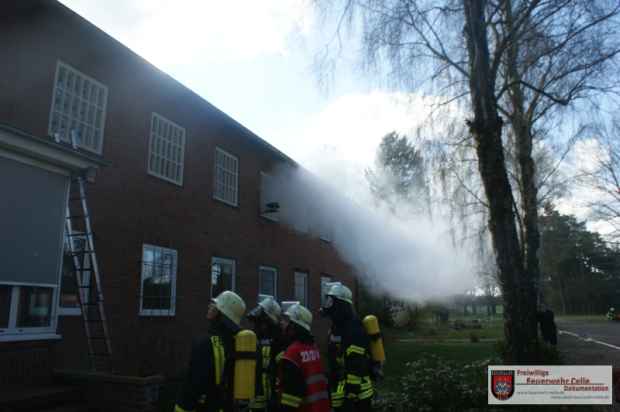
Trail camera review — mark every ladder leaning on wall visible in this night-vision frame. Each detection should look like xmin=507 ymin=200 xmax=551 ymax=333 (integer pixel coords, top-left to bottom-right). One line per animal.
xmin=58 ymin=130 xmax=113 ymax=372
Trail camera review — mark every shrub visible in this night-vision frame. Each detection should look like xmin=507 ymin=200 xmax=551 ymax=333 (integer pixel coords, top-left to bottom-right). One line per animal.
xmin=373 ymin=355 xmax=498 ymax=411
xmin=470 ymin=332 xmax=480 ymax=343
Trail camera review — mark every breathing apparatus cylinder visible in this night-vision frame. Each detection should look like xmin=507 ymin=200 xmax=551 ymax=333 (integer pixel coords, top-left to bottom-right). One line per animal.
xmin=363 ymin=315 xmax=386 ymax=362
xmin=234 ymin=329 xmax=257 ymax=400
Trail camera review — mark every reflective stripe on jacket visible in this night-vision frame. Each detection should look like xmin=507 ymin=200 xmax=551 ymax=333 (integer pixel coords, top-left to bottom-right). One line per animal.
xmin=328 ymin=321 xmax=374 ymax=407
xmin=174 ymin=333 xmax=232 ymax=412
xmin=279 ymin=341 xmax=331 ymax=412
xmin=250 ymin=339 xmax=274 ymax=410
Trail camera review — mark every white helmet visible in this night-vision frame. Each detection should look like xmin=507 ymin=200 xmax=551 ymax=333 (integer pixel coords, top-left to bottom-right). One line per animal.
xmin=212 ymin=290 xmax=246 ymax=327
xmin=284 ymin=303 xmax=313 ymax=332
xmin=281 ymin=301 xmax=300 ymax=313
xmin=249 ymin=295 xmax=282 ymax=324
xmin=326 ymin=282 xmax=353 ymax=305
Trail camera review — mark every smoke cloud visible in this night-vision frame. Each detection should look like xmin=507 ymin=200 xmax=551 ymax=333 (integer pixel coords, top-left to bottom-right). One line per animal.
xmin=264 ymin=154 xmax=477 ymax=302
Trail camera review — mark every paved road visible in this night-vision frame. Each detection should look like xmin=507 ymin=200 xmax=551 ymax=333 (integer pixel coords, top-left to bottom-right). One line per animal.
xmin=557 ymin=318 xmax=620 ymax=367
xmin=559 ymin=318 xmax=620 ymax=346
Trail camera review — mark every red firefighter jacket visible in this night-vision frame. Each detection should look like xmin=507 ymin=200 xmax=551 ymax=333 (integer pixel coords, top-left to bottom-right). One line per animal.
xmin=278 ymin=341 xmax=331 ymax=412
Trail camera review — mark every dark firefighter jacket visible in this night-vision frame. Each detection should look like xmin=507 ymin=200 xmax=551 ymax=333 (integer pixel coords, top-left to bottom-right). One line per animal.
xmin=250 ymin=337 xmax=280 ymax=411
xmin=174 ymin=323 xmax=235 ymax=412
xmin=328 ymin=317 xmax=374 ymax=409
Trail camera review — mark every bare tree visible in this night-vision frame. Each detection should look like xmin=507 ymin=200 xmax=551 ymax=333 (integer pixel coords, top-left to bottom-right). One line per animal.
xmin=585 ymin=120 xmax=620 ymax=241
xmin=314 ymin=0 xmax=620 ymax=362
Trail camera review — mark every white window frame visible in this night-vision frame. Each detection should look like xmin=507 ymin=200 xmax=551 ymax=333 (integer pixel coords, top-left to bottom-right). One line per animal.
xmin=211 ymin=257 xmax=237 ymax=297
xmin=139 ymin=244 xmax=178 ymax=317
xmin=260 ymin=172 xmax=279 ymax=222
xmin=294 ymin=271 xmax=309 ymax=307
xmin=48 ymin=60 xmax=108 ymax=154
xmin=258 ymin=266 xmax=278 ymax=299
xmin=214 ymin=147 xmax=239 ymax=207
xmin=147 ymin=113 xmax=186 ymax=186
xmin=0 ymin=283 xmax=60 ymax=341
xmin=59 ymin=232 xmax=91 ymax=316
xmin=320 ymin=275 xmax=333 ymax=306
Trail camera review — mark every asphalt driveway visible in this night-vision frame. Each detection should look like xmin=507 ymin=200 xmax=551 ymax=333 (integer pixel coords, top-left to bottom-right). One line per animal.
xmin=557 ymin=318 xmax=620 ymax=367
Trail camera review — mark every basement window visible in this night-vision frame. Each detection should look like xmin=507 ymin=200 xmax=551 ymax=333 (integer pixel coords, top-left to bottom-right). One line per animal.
xmin=148 ymin=113 xmax=186 ymax=185
xmin=214 ymin=148 xmax=239 ymax=206
xmin=139 ymin=244 xmax=177 ymax=317
xmin=48 ymin=61 xmax=108 ymax=154
xmin=259 ymin=266 xmax=278 ymax=299
xmin=294 ymin=271 xmax=308 ymax=307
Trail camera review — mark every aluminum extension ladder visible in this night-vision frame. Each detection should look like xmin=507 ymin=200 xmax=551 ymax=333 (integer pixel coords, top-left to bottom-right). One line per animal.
xmin=59 ymin=131 xmax=113 ymax=372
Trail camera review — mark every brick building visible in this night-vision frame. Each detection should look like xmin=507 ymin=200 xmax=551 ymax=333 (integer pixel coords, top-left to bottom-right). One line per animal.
xmin=0 ymin=0 xmax=356 ymax=384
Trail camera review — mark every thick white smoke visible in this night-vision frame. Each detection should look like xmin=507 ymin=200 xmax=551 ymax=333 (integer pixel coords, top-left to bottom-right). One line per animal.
xmin=264 ymin=158 xmax=477 ymax=302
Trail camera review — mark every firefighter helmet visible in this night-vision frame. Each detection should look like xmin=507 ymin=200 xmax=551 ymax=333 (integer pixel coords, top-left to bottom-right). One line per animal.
xmin=213 ymin=290 xmax=246 ymax=326
xmin=248 ymin=295 xmax=282 ymax=324
xmin=284 ymin=303 xmax=313 ymax=332
xmin=326 ymin=282 xmax=353 ymax=305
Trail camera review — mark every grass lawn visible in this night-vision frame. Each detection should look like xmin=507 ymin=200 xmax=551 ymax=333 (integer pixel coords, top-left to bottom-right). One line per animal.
xmin=387 ymin=317 xmax=504 ymax=341
xmin=556 ymin=314 xmax=607 ymax=322
xmin=379 ymin=338 xmax=498 ymax=392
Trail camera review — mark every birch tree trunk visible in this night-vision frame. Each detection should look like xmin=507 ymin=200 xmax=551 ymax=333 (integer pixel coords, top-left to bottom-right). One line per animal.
xmin=463 ymin=0 xmax=535 ymax=362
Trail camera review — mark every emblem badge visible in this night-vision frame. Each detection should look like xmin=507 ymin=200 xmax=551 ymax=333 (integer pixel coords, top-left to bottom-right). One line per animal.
xmin=491 ymin=370 xmax=515 ymax=400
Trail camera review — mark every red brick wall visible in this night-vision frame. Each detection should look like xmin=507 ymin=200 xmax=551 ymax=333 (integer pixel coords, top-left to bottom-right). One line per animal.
xmin=0 ymin=340 xmax=55 ymax=385
xmin=56 ymin=370 xmax=165 ymax=412
xmin=0 ymin=0 xmax=357 ymax=378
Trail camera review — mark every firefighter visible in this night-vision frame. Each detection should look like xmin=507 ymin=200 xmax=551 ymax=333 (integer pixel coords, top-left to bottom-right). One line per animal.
xmin=608 ymin=307 xmax=616 ymax=321
xmin=174 ymin=290 xmax=246 ymax=412
xmin=278 ymin=303 xmax=331 ymax=412
xmin=321 ymin=283 xmax=374 ymax=412
xmin=247 ymin=296 xmax=282 ymax=412
xmin=537 ymin=304 xmax=557 ymax=346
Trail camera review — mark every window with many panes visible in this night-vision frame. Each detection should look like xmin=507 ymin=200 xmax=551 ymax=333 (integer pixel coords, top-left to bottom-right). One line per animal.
xmin=139 ymin=244 xmax=177 ymax=316
xmin=148 ymin=113 xmax=186 ymax=185
xmin=259 ymin=266 xmax=278 ymax=299
xmin=294 ymin=271 xmax=308 ymax=307
xmin=214 ymin=148 xmax=239 ymax=206
xmin=211 ymin=257 xmax=236 ymax=298
xmin=49 ymin=61 xmax=108 ymax=154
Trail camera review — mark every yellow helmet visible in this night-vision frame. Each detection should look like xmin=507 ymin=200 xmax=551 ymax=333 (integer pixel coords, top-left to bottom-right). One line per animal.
xmin=213 ymin=290 xmax=246 ymax=326
xmin=284 ymin=303 xmax=313 ymax=332
xmin=326 ymin=282 xmax=353 ymax=305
